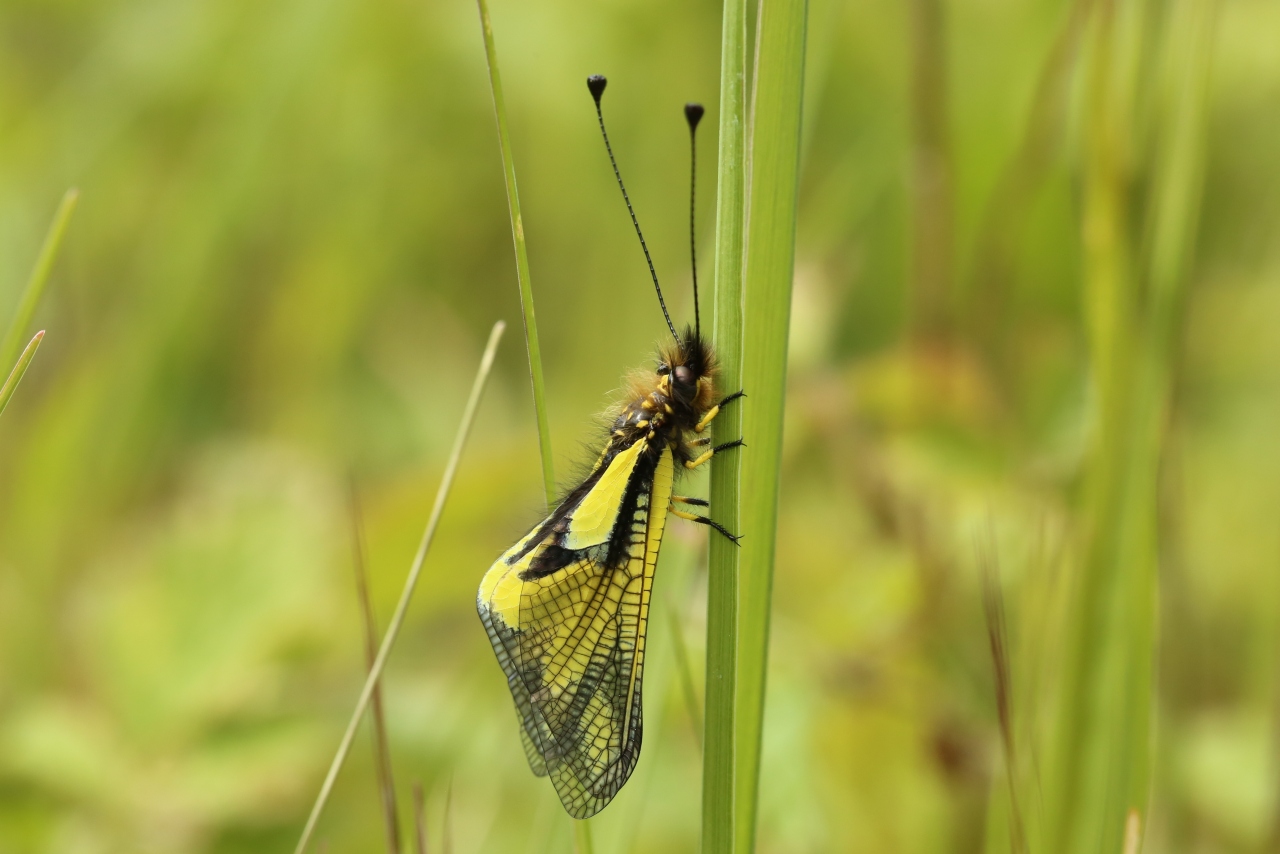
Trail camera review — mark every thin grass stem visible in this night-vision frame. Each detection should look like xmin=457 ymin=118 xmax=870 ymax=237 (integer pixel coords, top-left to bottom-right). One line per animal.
xmin=0 ymin=331 xmax=46 ymax=420
xmin=473 ymin=4 xmax=591 ymax=842
xmin=906 ymin=0 xmax=954 ymax=341
xmin=1043 ymin=3 xmax=1146 ymax=845
xmin=293 ymin=321 xmax=506 ymax=854
xmin=442 ymin=781 xmax=454 ymax=854
xmin=412 ymin=782 xmax=428 ymax=854
xmin=702 ymin=0 xmax=749 ymax=847
xmin=349 ymin=485 xmax=402 ymax=854
xmin=1044 ymin=0 xmax=1217 ymax=848
xmin=701 ymin=0 xmax=747 ymax=850
xmin=1 ymin=188 xmax=78 ymax=371
xmin=965 ymin=0 xmax=1092 ymax=362
xmin=979 ymin=537 xmax=1027 ymax=854
xmin=475 ymin=0 xmax=555 ymax=508
xmin=732 ymin=1 xmax=808 ymax=849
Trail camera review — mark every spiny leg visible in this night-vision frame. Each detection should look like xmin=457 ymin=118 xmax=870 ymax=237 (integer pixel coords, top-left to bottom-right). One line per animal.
xmin=685 ymin=438 xmax=745 ymax=471
xmin=671 ymin=506 xmax=741 ymax=545
xmin=681 ymin=394 xmax=745 ymax=540
xmin=694 ymin=389 xmax=746 ymax=434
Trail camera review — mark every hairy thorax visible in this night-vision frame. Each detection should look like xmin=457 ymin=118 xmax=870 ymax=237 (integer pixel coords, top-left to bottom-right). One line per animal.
xmin=609 ymin=372 xmax=710 ymax=464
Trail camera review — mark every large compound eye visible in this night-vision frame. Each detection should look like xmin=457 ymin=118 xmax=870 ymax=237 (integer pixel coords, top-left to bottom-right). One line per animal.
xmin=656 ymin=364 xmax=671 ymax=376
xmin=673 ymin=365 xmax=694 ymax=387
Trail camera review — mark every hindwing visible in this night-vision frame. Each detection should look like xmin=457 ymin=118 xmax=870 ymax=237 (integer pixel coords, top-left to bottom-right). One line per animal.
xmin=477 ymin=437 xmax=675 ymax=818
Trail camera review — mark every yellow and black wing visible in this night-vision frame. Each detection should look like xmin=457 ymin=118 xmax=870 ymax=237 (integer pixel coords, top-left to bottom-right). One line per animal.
xmin=477 ymin=437 xmax=675 ymax=818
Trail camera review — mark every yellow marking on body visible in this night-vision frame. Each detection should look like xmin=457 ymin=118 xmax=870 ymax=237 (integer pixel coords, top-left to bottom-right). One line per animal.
xmin=686 ymin=448 xmax=714 ymax=470
xmin=663 ymin=404 xmax=673 ymax=414
xmin=563 ymin=437 xmax=647 ymax=550
xmin=634 ymin=419 xmax=648 ymax=429
xmin=695 ymin=404 xmax=720 ymax=433
xmin=641 ymin=399 xmax=655 ymax=411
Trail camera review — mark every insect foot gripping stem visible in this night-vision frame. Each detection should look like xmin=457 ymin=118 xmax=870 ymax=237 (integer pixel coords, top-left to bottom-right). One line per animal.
xmin=684 ymin=438 xmax=745 ymax=471
xmin=695 ymin=389 xmax=746 ymax=433
xmin=671 ymin=506 xmax=742 ymax=545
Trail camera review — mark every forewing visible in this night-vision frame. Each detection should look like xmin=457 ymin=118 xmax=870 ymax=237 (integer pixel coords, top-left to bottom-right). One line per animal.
xmin=477 ymin=440 xmax=675 ymax=818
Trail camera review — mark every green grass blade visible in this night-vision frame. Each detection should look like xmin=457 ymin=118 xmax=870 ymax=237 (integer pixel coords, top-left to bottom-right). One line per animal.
xmin=703 ymin=0 xmax=749 ymax=849
xmin=412 ymin=783 xmax=427 ymax=854
xmin=0 ymin=331 xmax=46 ymax=420
xmin=1145 ymin=0 xmax=1218 ymax=343
xmin=1043 ymin=0 xmax=1217 ymax=849
xmin=1042 ymin=2 xmax=1145 ymax=845
xmin=906 ymin=0 xmax=954 ymax=340
xmin=293 ymin=321 xmax=505 ymax=854
xmin=348 ymin=487 xmax=402 ymax=854
xmin=1 ymin=188 xmax=78 ymax=371
xmin=476 ymin=0 xmax=556 ymax=507
xmin=734 ymin=0 xmax=808 ymax=850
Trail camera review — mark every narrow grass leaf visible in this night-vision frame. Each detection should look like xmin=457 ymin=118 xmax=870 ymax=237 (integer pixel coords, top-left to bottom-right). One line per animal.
xmin=294 ymin=321 xmax=506 ymax=854
xmin=412 ymin=782 xmax=428 ymax=854
xmin=1043 ymin=3 xmax=1149 ymax=844
xmin=1044 ymin=0 xmax=1217 ymax=848
xmin=475 ymin=0 xmax=555 ymax=507
xmin=703 ymin=0 xmax=749 ymax=848
xmin=733 ymin=0 xmax=808 ymax=850
xmin=442 ymin=780 xmax=454 ymax=854
xmin=965 ymin=0 xmax=1092 ymax=358
xmin=0 ymin=331 xmax=46 ymax=420
xmin=350 ymin=485 xmax=402 ymax=854
xmin=1 ymin=188 xmax=78 ymax=371
xmin=906 ymin=0 xmax=955 ymax=340
xmin=980 ymin=539 xmax=1027 ymax=854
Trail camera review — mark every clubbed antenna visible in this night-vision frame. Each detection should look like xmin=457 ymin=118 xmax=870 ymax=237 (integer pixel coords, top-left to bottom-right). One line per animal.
xmin=684 ymin=102 xmax=705 ymax=341
xmin=587 ymin=74 xmax=680 ymax=345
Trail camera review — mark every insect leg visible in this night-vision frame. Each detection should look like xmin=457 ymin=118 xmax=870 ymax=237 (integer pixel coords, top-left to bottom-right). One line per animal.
xmin=684 ymin=438 xmax=745 ymax=471
xmin=671 ymin=507 xmax=741 ymax=544
xmin=694 ymin=389 xmax=746 ymax=433
xmin=672 ymin=495 xmax=709 ymax=506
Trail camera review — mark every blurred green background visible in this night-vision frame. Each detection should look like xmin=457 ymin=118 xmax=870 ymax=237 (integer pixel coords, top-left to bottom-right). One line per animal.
xmin=1 ymin=0 xmax=1278 ymax=851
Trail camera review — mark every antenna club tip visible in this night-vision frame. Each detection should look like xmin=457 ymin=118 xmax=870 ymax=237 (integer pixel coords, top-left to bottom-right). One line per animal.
xmin=587 ymin=75 xmax=607 ymax=104
xmin=684 ymin=103 xmax=705 ymax=130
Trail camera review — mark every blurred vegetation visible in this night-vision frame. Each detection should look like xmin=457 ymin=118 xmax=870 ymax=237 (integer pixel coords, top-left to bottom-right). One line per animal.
xmin=1 ymin=0 xmax=1278 ymax=852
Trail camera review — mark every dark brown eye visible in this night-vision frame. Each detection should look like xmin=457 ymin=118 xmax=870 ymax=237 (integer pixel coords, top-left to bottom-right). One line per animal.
xmin=673 ymin=365 xmax=694 ymax=386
